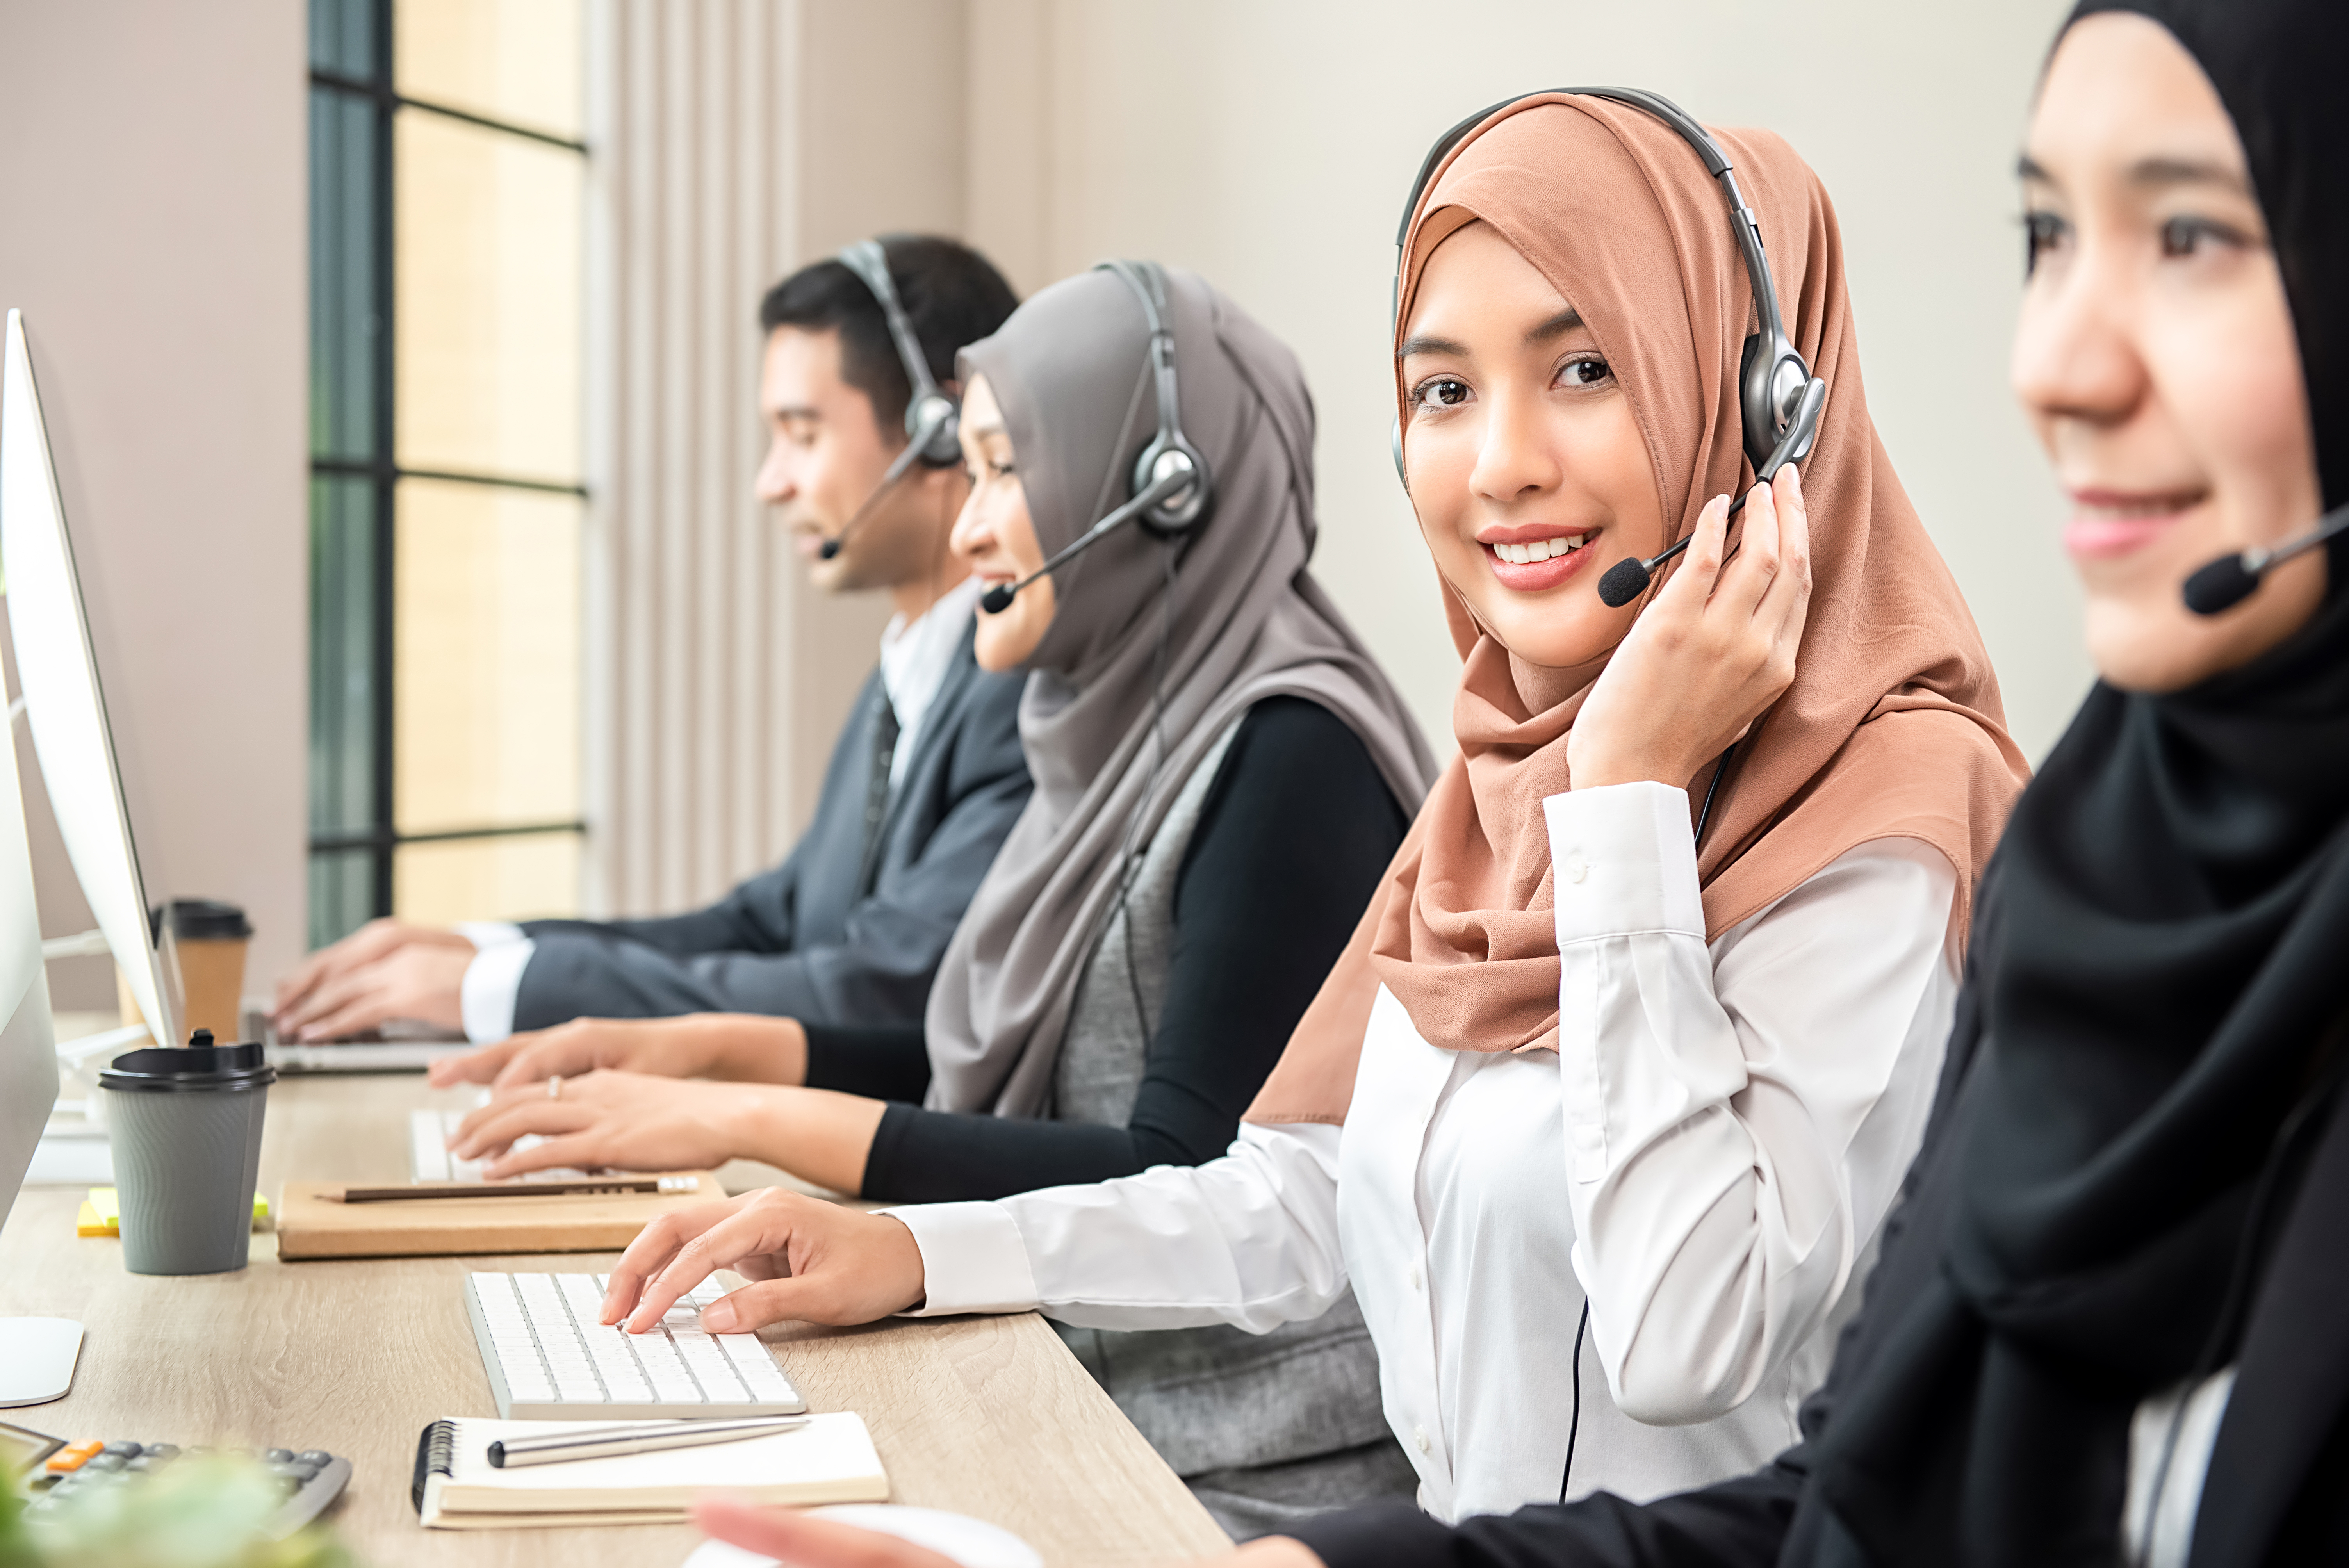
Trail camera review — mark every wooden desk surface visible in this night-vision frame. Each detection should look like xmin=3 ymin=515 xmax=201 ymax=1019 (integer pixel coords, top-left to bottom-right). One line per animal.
xmin=1 ymin=1074 xmax=1230 ymax=1566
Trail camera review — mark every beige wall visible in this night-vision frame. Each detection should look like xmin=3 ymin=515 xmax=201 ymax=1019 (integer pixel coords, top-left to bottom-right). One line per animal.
xmin=0 ymin=2 xmax=308 ymax=1006
xmin=963 ymin=0 xmax=2090 ymax=761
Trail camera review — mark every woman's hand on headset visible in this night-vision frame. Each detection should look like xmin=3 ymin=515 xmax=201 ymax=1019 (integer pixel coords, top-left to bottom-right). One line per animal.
xmin=1568 ymin=464 xmax=1811 ymax=794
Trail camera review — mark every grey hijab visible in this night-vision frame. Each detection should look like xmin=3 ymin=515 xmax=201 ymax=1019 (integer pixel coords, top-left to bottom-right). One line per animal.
xmin=924 ymin=265 xmax=1440 ymax=1117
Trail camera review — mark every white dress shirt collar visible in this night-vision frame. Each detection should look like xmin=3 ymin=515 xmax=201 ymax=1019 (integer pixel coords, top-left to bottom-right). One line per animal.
xmin=877 ymin=574 xmax=982 ymax=789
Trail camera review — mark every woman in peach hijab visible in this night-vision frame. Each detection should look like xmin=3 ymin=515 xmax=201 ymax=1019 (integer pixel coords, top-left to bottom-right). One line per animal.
xmin=596 ymin=91 xmax=2026 ymax=1522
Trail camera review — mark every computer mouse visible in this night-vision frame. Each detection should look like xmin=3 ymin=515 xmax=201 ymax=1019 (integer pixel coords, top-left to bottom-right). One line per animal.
xmin=681 ymin=1505 xmax=1043 ymax=1568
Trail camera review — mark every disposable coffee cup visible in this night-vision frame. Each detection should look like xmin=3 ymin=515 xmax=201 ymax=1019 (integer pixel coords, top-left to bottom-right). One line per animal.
xmin=160 ymin=899 xmax=253 ymax=1044
xmin=113 ymin=900 xmax=253 ymax=1047
xmin=98 ymin=1032 xmax=273 ymax=1275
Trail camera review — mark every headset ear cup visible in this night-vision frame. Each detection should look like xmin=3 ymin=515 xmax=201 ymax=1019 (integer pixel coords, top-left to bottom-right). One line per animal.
xmin=923 ymin=410 xmax=960 ymax=465
xmin=908 ymin=391 xmax=961 ymax=467
xmin=1391 ymin=417 xmax=1407 ymax=488
xmin=1739 ymin=331 xmax=1816 ymax=475
xmin=1131 ymin=436 xmax=1212 ymax=535
xmin=1738 ymin=331 xmax=1770 ymax=472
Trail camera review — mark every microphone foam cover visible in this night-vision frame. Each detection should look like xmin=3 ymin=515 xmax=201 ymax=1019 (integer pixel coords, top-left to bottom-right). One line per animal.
xmin=1597 ymin=556 xmax=1653 ymax=609
xmin=818 ymin=538 xmax=843 ymax=561
xmin=2182 ymin=554 xmax=2259 ymax=616
xmin=979 ymin=583 xmax=1017 ymax=616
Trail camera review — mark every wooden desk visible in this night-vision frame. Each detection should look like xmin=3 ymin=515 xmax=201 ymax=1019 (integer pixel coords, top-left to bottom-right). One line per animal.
xmin=1 ymin=1074 xmax=1230 ymax=1565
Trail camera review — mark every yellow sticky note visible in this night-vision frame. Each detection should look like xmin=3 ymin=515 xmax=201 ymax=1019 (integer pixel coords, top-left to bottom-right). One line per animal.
xmin=76 ymin=1188 xmax=269 ymax=1236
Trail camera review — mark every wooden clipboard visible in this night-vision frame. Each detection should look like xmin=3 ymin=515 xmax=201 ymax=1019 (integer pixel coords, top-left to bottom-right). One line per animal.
xmin=274 ymin=1172 xmax=724 ymax=1260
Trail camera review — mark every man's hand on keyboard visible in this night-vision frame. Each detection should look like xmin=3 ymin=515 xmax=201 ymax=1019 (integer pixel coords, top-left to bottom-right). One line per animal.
xmin=450 ymin=1069 xmax=753 ymax=1176
xmin=427 ymin=1014 xmax=811 ymax=1091
xmin=604 ymin=1188 xmax=926 ymax=1333
xmin=270 ymin=918 xmax=474 ymax=1042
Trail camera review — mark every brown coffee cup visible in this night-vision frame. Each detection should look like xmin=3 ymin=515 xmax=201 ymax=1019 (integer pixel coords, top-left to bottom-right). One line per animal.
xmin=121 ymin=900 xmax=254 ymax=1044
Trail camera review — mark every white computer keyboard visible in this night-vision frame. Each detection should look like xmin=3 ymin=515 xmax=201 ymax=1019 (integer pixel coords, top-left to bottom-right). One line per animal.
xmin=463 ymin=1272 xmax=807 ymax=1420
xmin=409 ymin=1108 xmax=590 ymax=1183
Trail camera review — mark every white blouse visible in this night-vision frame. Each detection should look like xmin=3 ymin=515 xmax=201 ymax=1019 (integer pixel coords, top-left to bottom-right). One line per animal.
xmin=892 ymin=781 xmax=1959 ymax=1522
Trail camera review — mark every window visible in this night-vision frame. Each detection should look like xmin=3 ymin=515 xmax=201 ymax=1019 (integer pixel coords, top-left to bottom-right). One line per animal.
xmin=307 ymin=0 xmax=586 ymax=947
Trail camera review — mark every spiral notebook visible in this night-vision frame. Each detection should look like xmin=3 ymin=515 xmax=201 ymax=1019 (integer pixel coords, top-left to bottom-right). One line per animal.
xmin=410 ymin=1414 xmax=888 ymax=1529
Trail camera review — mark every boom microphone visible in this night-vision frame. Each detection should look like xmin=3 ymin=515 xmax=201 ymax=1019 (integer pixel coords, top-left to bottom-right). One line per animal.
xmin=980 ymin=463 xmax=1199 ymax=615
xmin=818 ymin=401 xmax=957 ymax=561
xmin=2181 ymin=502 xmax=2349 ymax=615
xmin=1597 ymin=380 xmax=1825 ymax=609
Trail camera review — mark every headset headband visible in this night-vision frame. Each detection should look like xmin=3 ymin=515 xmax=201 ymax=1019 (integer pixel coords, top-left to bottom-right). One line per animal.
xmin=1392 ymin=88 xmax=1816 ymax=474
xmin=836 ymin=239 xmax=960 ymax=465
xmin=1095 ymin=260 xmax=1212 ymax=535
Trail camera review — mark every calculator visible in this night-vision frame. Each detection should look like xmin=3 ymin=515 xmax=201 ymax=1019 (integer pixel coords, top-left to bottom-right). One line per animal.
xmin=4 ymin=1422 xmax=352 ymax=1541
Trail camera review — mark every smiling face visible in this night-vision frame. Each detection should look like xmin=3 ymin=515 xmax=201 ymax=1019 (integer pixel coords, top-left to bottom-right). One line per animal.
xmin=1397 ymin=221 xmax=1668 ymax=673
xmin=949 ymin=374 xmax=1056 ymax=671
xmin=752 ymin=325 xmax=965 ymax=595
xmin=2015 ymin=12 xmax=2323 ymax=693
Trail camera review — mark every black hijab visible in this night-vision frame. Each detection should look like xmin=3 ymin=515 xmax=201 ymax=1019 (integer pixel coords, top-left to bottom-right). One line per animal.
xmin=1809 ymin=1 xmax=2349 ymax=1563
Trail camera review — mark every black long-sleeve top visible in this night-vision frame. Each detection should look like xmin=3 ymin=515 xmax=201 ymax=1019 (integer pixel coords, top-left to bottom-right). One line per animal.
xmin=800 ymin=696 xmax=1411 ymax=1204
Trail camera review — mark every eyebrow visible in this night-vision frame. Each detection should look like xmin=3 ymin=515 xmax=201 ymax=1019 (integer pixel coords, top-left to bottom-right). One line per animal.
xmin=1526 ymin=308 xmax=1584 ymax=345
xmin=2016 ymin=151 xmax=2252 ymax=196
xmin=2126 ymin=155 xmax=2252 ymax=195
xmin=1396 ymin=332 xmax=1467 ymax=360
xmin=1396 ymin=308 xmax=1586 ymax=363
xmin=768 ymin=404 xmax=820 ymax=422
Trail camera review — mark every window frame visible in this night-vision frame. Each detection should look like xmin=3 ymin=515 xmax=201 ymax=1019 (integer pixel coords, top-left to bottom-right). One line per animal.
xmin=306 ymin=0 xmax=589 ymax=946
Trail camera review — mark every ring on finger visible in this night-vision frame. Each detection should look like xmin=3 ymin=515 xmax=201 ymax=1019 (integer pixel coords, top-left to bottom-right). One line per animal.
xmin=548 ymin=1074 xmax=564 ymax=1101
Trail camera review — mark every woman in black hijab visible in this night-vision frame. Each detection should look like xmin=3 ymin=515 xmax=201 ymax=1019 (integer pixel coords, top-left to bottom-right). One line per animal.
xmin=689 ymin=0 xmax=2349 ymax=1565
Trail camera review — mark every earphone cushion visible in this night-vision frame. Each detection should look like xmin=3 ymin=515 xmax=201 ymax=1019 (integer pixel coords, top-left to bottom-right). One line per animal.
xmin=1131 ymin=437 xmax=1212 ymax=535
xmin=920 ymin=415 xmax=961 ymax=466
xmin=1738 ymin=332 xmax=1773 ymax=472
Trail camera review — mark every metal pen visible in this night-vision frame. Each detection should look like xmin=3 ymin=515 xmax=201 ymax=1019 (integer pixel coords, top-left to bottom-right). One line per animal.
xmin=339 ymin=1176 xmax=701 ymax=1203
xmin=486 ymin=1415 xmax=809 ymax=1468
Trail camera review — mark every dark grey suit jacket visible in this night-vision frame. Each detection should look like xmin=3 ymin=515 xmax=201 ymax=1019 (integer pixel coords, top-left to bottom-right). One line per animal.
xmin=512 ymin=622 xmax=1029 ymax=1030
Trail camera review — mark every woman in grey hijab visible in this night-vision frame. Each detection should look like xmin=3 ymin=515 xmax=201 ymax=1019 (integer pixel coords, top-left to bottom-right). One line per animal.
xmin=927 ymin=260 xmax=1437 ymax=1116
xmin=445 ymin=262 xmax=1439 ymax=1536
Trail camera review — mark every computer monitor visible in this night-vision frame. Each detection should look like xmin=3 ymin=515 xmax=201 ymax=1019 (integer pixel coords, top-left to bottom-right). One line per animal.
xmin=0 ymin=359 xmax=79 ymax=1399
xmin=0 ymin=310 xmax=180 ymax=1052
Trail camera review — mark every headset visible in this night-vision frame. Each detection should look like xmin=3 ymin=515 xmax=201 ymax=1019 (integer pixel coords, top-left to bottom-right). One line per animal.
xmin=1387 ymin=88 xmax=1828 ymax=608
xmin=2182 ymin=501 xmax=2349 ymax=615
xmin=819 ymin=238 xmax=967 ymax=561
xmin=979 ymin=259 xmax=1214 ymax=614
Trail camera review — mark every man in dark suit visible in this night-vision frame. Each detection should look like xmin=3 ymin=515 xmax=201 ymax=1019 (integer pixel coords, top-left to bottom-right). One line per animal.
xmin=273 ymin=237 xmax=1030 ymax=1042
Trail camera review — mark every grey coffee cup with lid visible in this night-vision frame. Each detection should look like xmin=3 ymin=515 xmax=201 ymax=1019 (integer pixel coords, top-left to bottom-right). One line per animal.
xmin=99 ymin=1032 xmax=274 ymax=1275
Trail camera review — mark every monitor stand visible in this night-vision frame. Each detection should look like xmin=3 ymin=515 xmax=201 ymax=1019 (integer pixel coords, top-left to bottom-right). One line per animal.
xmin=0 ymin=1318 xmax=82 ymax=1406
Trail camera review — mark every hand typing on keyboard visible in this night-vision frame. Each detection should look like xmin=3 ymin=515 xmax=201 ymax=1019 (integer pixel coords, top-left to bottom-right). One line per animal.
xmin=425 ymin=1014 xmax=810 ymax=1090
xmin=600 ymin=1188 xmax=927 ymax=1335
xmin=466 ymin=1271 xmax=806 ymax=1418
xmin=447 ymin=1069 xmax=766 ymax=1178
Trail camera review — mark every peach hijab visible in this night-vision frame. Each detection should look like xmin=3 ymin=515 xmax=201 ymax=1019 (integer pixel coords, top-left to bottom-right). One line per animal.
xmin=1248 ymin=94 xmax=2030 ymax=1126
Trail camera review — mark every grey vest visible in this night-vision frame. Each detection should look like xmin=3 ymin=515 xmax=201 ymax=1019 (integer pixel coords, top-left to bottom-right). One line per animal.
xmin=1052 ymin=716 xmax=1395 ymax=1493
